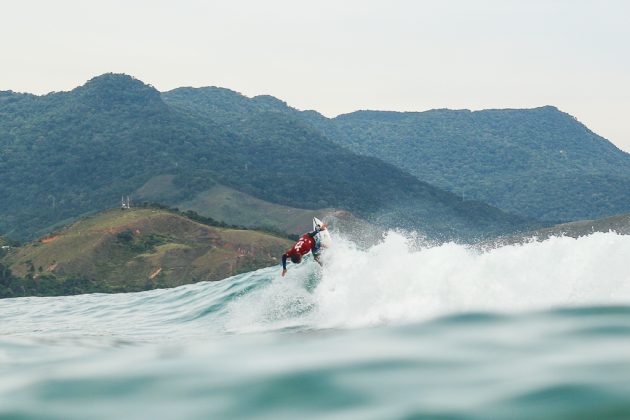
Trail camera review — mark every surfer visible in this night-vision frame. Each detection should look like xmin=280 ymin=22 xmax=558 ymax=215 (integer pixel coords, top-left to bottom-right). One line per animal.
xmin=281 ymin=224 xmax=327 ymax=277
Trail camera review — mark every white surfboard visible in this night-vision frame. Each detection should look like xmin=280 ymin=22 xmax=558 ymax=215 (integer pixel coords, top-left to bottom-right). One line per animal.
xmin=313 ymin=217 xmax=332 ymax=248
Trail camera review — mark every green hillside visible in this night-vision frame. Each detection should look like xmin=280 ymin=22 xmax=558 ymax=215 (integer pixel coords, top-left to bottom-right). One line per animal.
xmin=175 ymin=184 xmax=335 ymax=234
xmin=0 ymin=207 xmax=292 ymax=298
xmin=0 ymin=73 xmax=532 ymax=242
xmin=308 ymin=108 xmax=630 ymax=222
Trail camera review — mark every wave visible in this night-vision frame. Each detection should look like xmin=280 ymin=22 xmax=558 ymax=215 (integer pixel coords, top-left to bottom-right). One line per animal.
xmin=3 ymin=230 xmax=630 ymax=419
xmin=225 ymin=230 xmax=630 ymax=332
xmin=3 ymin=231 xmax=630 ymax=342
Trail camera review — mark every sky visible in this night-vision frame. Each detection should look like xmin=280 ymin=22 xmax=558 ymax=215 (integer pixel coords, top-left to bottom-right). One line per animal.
xmin=2 ymin=0 xmax=629 ymax=151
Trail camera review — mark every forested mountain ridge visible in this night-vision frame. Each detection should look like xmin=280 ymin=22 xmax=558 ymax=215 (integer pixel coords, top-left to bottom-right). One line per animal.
xmin=163 ymin=86 xmax=537 ymax=238
xmin=0 ymin=73 xmax=530 ymax=241
xmin=0 ymin=74 xmax=220 ymax=238
xmin=313 ymin=107 xmax=630 ymax=221
xmin=163 ymin=85 xmax=630 ymax=222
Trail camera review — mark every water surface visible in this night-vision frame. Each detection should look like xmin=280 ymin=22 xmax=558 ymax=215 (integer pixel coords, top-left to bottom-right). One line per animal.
xmin=2 ymin=232 xmax=630 ymax=419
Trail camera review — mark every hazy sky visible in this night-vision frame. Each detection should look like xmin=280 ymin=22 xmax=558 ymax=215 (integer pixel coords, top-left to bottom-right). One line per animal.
xmin=2 ymin=0 xmax=629 ymax=151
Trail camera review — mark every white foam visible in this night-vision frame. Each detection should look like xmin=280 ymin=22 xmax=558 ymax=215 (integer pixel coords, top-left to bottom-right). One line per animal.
xmin=226 ymin=231 xmax=630 ymax=331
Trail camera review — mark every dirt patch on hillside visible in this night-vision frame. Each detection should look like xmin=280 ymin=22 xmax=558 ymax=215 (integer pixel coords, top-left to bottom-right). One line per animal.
xmin=41 ymin=235 xmax=61 ymax=244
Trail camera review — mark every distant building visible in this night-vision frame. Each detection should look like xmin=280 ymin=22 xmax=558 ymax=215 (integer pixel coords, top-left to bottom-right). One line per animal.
xmin=121 ymin=196 xmax=131 ymax=210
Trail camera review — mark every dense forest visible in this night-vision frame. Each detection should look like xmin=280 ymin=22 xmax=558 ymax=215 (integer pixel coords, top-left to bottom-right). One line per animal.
xmin=304 ymin=108 xmax=630 ymax=222
xmin=162 ymin=85 xmax=630 ymax=222
xmin=0 ymin=73 xmax=530 ymax=242
xmin=5 ymin=72 xmax=627 ymax=242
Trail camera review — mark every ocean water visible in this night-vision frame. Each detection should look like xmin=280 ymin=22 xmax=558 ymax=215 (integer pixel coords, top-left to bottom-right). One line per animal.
xmin=2 ymin=231 xmax=630 ymax=419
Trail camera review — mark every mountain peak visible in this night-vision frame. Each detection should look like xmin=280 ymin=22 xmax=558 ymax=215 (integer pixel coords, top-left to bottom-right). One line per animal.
xmin=76 ymin=73 xmax=162 ymax=108
xmin=81 ymin=73 xmax=147 ymax=89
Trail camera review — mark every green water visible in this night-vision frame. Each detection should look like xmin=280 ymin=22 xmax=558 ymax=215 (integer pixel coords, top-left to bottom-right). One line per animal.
xmin=2 ymin=232 xmax=630 ymax=419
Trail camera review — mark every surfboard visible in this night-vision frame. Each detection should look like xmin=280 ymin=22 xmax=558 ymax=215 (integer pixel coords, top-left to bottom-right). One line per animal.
xmin=313 ymin=217 xmax=332 ymax=248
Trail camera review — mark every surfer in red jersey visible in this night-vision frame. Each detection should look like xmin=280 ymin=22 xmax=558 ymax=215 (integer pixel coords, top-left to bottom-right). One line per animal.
xmin=281 ymin=224 xmax=327 ymax=277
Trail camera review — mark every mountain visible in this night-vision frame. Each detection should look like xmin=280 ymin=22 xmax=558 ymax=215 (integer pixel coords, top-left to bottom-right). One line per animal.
xmin=305 ymin=107 xmax=630 ymax=222
xmin=0 ymin=73 xmax=532 ymax=241
xmin=161 ymin=86 xmax=534 ymax=239
xmin=0 ymin=207 xmax=292 ymax=298
xmin=0 ymin=74 xmax=220 ymax=238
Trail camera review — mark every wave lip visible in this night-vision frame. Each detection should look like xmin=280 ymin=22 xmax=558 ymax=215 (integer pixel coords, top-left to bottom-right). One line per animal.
xmin=298 ymin=231 xmax=630 ymax=330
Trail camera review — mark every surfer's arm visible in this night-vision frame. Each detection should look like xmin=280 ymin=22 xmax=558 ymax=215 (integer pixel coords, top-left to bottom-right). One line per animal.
xmin=307 ymin=224 xmax=327 ymax=238
xmin=281 ymin=253 xmax=288 ymax=276
xmin=282 ymin=253 xmax=288 ymax=270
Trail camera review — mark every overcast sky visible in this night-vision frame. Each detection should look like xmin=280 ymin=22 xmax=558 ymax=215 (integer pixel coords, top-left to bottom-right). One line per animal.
xmin=2 ymin=0 xmax=629 ymax=151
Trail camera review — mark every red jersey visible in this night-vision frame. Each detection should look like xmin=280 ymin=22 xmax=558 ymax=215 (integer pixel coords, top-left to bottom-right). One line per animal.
xmin=285 ymin=233 xmax=316 ymax=258
xmin=281 ymin=228 xmax=322 ymax=270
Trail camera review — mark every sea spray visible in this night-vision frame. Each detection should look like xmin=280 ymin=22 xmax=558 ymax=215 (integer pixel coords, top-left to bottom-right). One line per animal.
xmin=224 ymin=231 xmax=630 ymax=332
xmin=7 ymin=231 xmax=630 ymax=339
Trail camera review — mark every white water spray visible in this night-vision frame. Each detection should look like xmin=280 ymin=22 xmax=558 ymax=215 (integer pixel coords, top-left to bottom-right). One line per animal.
xmin=226 ymin=231 xmax=630 ymax=332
